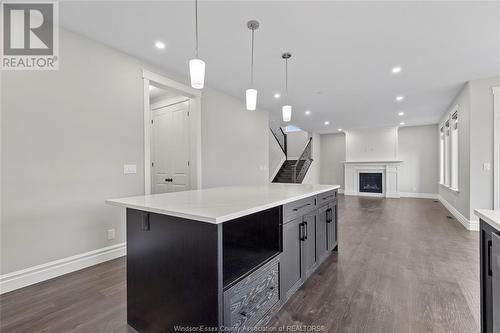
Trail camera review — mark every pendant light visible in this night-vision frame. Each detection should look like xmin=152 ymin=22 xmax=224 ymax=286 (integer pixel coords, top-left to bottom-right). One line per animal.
xmin=189 ymin=0 xmax=205 ymax=89
xmin=245 ymin=20 xmax=259 ymax=111
xmin=282 ymin=52 xmax=292 ymax=122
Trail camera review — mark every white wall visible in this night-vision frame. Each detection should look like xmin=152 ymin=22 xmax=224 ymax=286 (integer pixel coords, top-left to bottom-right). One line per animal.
xmin=1 ymin=29 xmax=269 ymax=274
xmin=319 ymin=133 xmax=346 ymax=189
xmin=438 ymin=83 xmax=472 ymax=220
xmin=269 ymin=131 xmax=285 ymax=180
xmin=286 ymin=131 xmax=309 ymax=159
xmin=201 ymin=87 xmax=269 ymax=188
xmin=345 ymin=127 xmax=398 ymax=161
xmin=398 ymin=125 xmax=439 ymax=195
xmin=438 ymin=77 xmax=500 ymax=223
xmin=469 ymin=77 xmax=500 ymax=220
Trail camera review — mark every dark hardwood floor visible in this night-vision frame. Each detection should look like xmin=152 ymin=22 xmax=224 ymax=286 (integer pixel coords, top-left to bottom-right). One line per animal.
xmin=0 ymin=196 xmax=479 ymax=332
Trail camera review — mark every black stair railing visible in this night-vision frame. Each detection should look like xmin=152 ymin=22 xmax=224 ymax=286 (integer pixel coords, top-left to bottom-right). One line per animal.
xmin=292 ymin=137 xmax=313 ymax=183
xmin=270 ymin=126 xmax=287 ymax=159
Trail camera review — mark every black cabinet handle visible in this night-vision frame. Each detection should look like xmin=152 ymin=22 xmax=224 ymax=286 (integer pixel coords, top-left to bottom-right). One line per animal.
xmin=299 ymin=222 xmax=305 ymax=241
xmin=293 ymin=203 xmax=311 ymax=212
xmin=304 ymin=221 xmax=308 ymax=240
xmin=141 ymin=213 xmax=150 ymax=231
xmin=488 ymin=239 xmax=493 ymax=276
xmin=240 ymin=311 xmax=247 ymax=318
xmin=326 ymin=208 xmax=332 ymax=223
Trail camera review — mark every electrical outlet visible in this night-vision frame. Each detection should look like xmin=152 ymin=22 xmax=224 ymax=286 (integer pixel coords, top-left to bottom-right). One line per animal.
xmin=107 ymin=229 xmax=116 ymax=240
xmin=483 ymin=162 xmax=491 ymax=172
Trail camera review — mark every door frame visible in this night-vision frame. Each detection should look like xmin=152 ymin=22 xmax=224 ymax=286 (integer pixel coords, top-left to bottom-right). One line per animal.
xmin=493 ymin=86 xmax=500 ymax=209
xmin=142 ymin=69 xmax=202 ymax=194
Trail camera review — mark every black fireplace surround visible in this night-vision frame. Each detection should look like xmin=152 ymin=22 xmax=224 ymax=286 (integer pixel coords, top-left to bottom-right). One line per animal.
xmin=359 ymin=173 xmax=383 ymax=193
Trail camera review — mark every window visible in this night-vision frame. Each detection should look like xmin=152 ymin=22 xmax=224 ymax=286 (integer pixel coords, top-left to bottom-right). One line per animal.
xmin=439 ymin=126 xmax=445 ymax=184
xmin=283 ymin=125 xmax=302 ymax=133
xmin=450 ymin=110 xmax=459 ymax=190
xmin=444 ymin=120 xmax=450 ymax=186
xmin=439 ymin=106 xmax=459 ymax=192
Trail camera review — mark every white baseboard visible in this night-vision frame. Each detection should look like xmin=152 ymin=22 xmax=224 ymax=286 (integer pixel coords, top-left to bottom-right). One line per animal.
xmin=400 ymin=192 xmax=439 ymax=199
xmin=344 ymin=191 xmax=437 ymax=200
xmin=345 ymin=191 xmax=396 ymax=198
xmin=438 ymin=195 xmax=478 ymax=231
xmin=0 ymin=242 xmax=126 ymax=294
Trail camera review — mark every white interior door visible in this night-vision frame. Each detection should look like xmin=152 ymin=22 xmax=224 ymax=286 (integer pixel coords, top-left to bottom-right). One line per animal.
xmin=151 ymin=100 xmax=190 ymax=194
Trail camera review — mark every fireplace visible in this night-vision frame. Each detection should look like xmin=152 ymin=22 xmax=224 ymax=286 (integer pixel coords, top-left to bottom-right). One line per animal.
xmin=359 ymin=173 xmax=383 ymax=194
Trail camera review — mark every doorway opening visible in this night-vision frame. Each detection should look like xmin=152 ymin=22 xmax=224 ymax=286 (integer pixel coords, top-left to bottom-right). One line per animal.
xmin=142 ymin=70 xmax=202 ymax=195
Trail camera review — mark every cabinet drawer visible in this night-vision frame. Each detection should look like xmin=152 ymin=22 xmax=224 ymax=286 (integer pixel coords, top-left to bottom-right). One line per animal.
xmin=317 ymin=190 xmax=337 ymax=206
xmin=224 ymin=258 xmax=279 ymax=331
xmin=283 ymin=197 xmax=316 ymax=223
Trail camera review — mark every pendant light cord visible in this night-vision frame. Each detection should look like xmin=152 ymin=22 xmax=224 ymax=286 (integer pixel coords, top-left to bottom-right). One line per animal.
xmin=285 ymin=58 xmax=288 ymax=94
xmin=195 ymin=0 xmax=199 ymax=58
xmin=250 ymin=29 xmax=255 ymax=86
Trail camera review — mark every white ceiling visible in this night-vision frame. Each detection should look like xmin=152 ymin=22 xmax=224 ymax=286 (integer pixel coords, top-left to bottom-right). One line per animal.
xmin=59 ymin=1 xmax=500 ymax=133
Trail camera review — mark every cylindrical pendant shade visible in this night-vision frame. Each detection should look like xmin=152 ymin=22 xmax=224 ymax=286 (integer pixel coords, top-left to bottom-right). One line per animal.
xmin=189 ymin=58 xmax=205 ymax=89
xmin=246 ymin=89 xmax=257 ymax=110
xmin=282 ymin=105 xmax=292 ymax=122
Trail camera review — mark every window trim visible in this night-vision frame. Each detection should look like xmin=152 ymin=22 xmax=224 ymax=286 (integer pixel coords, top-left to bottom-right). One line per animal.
xmin=439 ymin=104 xmax=459 ymax=193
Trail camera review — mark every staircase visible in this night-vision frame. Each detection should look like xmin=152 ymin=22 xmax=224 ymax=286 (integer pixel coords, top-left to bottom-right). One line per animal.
xmin=273 ymin=159 xmax=306 ymax=183
xmin=270 ymin=128 xmax=313 ymax=183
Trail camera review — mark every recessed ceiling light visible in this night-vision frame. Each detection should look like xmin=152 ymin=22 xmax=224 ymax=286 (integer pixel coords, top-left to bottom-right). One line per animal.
xmin=398 ymin=111 xmax=405 ymax=116
xmin=155 ymin=41 xmax=166 ymax=49
xmin=338 ymin=128 xmax=342 ymax=132
xmin=324 ymin=121 xmax=330 ymax=125
xmin=400 ymin=122 xmax=406 ymax=125
xmin=273 ymin=93 xmax=281 ymax=99
xmin=392 ymin=66 xmax=402 ymax=74
xmin=395 ymin=95 xmax=404 ymax=102
xmin=305 ymin=110 xmax=311 ymax=115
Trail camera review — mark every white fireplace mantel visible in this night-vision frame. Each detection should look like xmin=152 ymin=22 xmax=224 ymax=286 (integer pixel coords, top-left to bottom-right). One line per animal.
xmin=343 ymin=160 xmax=402 ymax=198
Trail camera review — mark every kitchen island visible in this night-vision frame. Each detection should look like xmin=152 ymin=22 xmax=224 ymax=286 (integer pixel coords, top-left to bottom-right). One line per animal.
xmin=476 ymin=209 xmax=500 ymax=333
xmin=107 ymin=183 xmax=340 ymax=332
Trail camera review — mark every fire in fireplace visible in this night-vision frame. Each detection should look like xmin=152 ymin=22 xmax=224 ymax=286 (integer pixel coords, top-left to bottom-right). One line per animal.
xmin=359 ymin=173 xmax=383 ymax=193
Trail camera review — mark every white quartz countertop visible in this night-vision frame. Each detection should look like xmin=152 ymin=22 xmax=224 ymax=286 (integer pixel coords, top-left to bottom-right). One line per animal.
xmin=106 ymin=184 xmax=340 ymax=224
xmin=475 ymin=209 xmax=500 ymax=231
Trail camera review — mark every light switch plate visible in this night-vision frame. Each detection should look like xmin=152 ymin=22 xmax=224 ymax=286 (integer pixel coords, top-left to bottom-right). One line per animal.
xmin=483 ymin=162 xmax=491 ymax=172
xmin=124 ymin=164 xmax=137 ymax=174
xmin=107 ymin=229 xmax=116 ymax=240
